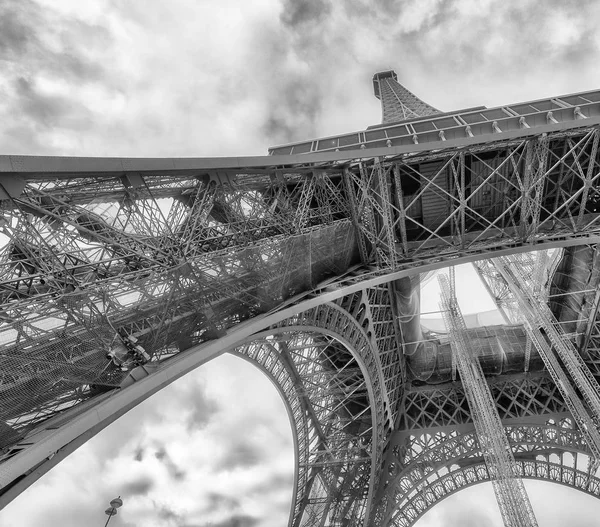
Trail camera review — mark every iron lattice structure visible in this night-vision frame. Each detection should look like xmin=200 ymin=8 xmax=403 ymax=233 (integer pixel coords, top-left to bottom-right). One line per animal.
xmin=1 ymin=71 xmax=600 ymax=526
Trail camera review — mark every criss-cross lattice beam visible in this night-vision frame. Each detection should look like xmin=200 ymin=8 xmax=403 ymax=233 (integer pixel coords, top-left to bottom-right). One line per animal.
xmin=400 ymin=373 xmax=569 ymax=432
xmin=234 ymin=333 xmax=373 ymax=527
xmin=490 ymin=254 xmax=600 ymax=464
xmin=437 ymin=273 xmax=538 ymax=526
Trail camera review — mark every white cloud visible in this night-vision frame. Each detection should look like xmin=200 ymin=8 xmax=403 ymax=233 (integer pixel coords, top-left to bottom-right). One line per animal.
xmin=0 ymin=354 xmax=293 ymax=527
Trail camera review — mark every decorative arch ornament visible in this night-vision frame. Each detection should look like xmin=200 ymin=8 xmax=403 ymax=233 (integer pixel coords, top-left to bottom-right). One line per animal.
xmin=375 ymin=418 xmax=600 ymax=526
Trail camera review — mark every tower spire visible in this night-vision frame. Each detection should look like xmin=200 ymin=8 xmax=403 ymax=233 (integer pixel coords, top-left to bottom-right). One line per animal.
xmin=373 ymin=70 xmax=441 ymax=123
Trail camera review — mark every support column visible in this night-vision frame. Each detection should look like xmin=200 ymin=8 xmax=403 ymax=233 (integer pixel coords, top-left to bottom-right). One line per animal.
xmin=438 ymin=273 xmax=538 ymax=527
xmin=492 ymin=254 xmax=600 ymax=465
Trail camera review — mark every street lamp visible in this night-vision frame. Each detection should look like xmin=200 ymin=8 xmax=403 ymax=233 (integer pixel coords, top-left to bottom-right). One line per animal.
xmin=104 ymin=496 xmax=123 ymax=527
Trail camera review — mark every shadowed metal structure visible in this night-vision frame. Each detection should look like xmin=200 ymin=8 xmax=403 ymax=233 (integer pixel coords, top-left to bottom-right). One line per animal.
xmin=1 ymin=71 xmax=600 ymax=525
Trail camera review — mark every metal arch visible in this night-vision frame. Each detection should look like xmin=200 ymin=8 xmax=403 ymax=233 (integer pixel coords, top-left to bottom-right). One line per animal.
xmin=381 ymin=421 xmax=599 ymax=527
xmin=232 ymin=329 xmax=374 ymax=527
xmin=388 ymin=458 xmax=600 ymax=527
xmin=1 ymin=124 xmax=600 ymax=515
xmin=0 ymin=299 xmax=388 ymax=525
xmin=268 ymin=302 xmax=390 ymax=517
xmin=233 ymin=318 xmax=384 ymax=526
xmin=228 ymin=346 xmax=307 ymax=527
xmin=1 ymin=128 xmax=600 ymax=432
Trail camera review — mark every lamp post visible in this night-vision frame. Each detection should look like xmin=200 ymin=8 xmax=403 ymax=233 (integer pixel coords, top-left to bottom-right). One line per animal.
xmin=104 ymin=496 xmax=123 ymax=527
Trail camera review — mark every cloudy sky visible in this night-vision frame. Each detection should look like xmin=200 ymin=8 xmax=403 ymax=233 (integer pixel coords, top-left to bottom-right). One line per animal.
xmin=2 ymin=0 xmax=600 ymax=526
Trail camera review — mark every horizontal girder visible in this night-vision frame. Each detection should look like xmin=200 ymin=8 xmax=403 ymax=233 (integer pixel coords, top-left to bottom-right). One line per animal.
xmin=269 ymin=89 xmax=600 ymax=155
xmin=400 ymin=373 xmax=569 ymax=431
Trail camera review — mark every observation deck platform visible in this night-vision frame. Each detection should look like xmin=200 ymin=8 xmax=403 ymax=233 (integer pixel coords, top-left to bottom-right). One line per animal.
xmin=268 ymin=88 xmax=600 ymax=156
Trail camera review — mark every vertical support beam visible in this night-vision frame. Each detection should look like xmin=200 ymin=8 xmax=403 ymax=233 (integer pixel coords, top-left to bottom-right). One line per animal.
xmin=450 ymin=153 xmax=466 ymax=248
xmin=376 ymin=161 xmax=399 ymax=269
xmin=344 ymin=168 xmax=370 ymax=263
xmin=472 ymin=263 xmax=513 ymax=324
xmin=358 ymin=163 xmax=384 ymax=266
xmin=519 ymin=136 xmax=548 ymax=242
xmin=438 ymin=274 xmax=539 ymax=527
xmin=449 ymin=266 xmax=457 ymax=382
xmin=491 ymin=254 xmax=600 ymax=465
xmin=577 ymin=127 xmax=600 ymax=228
xmin=392 ymin=164 xmax=409 ymax=257
xmin=295 ymin=172 xmax=317 ymax=230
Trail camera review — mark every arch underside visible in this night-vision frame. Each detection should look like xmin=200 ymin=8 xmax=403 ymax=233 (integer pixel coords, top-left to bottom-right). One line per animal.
xmin=232 ymin=301 xmax=392 ymax=527
xmin=377 ymin=421 xmax=600 ymax=526
xmin=391 ymin=457 xmax=600 ymax=527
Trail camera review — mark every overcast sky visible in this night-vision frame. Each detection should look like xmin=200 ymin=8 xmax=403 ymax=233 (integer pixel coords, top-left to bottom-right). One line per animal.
xmin=2 ymin=0 xmax=600 ymax=526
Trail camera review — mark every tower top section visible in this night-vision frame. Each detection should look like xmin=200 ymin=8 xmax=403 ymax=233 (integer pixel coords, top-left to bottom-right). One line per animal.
xmin=372 ymin=70 xmax=441 ymax=123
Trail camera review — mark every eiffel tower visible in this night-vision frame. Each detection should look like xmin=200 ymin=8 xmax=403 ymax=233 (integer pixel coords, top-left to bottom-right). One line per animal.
xmin=1 ymin=69 xmax=600 ymax=526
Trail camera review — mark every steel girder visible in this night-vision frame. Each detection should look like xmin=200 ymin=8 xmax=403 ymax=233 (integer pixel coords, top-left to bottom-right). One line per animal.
xmin=494 ymin=255 xmax=600 ymax=454
xmin=475 ymin=250 xmax=600 ymax=464
xmin=582 ymin=307 xmax=600 ymax=378
xmin=437 ymin=273 xmax=537 ymax=526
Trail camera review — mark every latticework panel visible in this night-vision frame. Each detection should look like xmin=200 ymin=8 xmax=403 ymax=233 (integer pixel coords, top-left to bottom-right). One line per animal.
xmin=334 ymin=287 xmax=405 ymax=430
xmin=334 ymin=128 xmax=600 ymax=282
xmin=376 ymin=419 xmax=598 ymax=526
xmin=234 ymin=331 xmax=373 ymax=527
xmin=0 ymin=169 xmax=358 ymax=452
xmin=272 ymin=302 xmax=387 ymax=507
xmin=233 ymin=297 xmax=396 ymax=527
xmin=401 ymin=374 xmax=568 ymax=431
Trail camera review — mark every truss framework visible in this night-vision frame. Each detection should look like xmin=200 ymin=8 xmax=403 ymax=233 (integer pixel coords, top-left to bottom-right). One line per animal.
xmin=1 ymin=99 xmax=600 ymax=527
xmin=234 ymin=332 xmax=373 ymax=526
xmin=437 ymin=273 xmax=538 ymax=526
xmin=236 ymin=299 xmax=397 ymax=526
xmin=477 ymin=254 xmax=600 ymax=464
